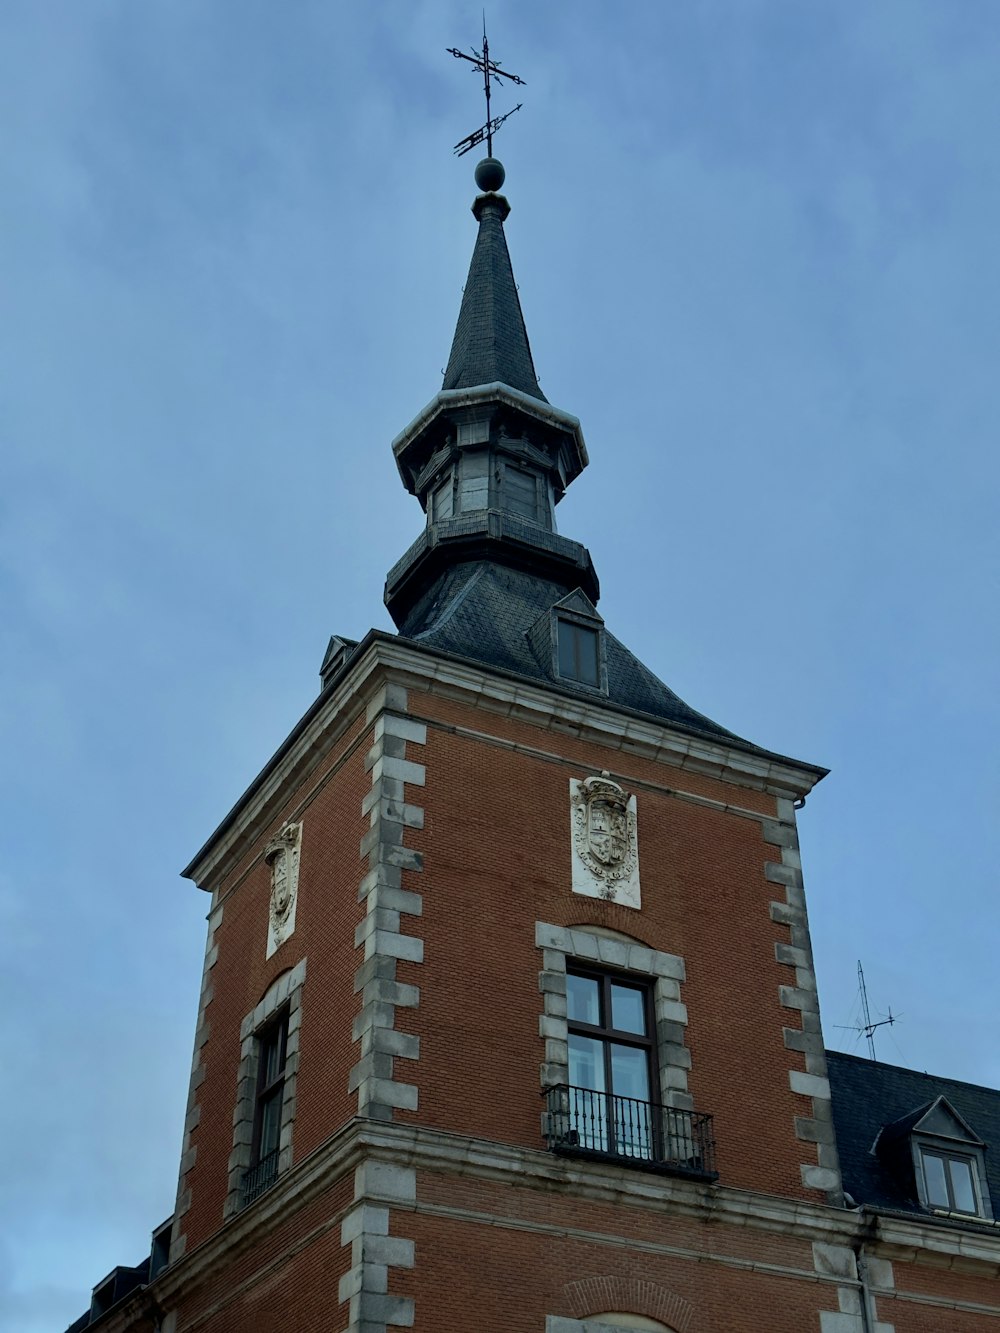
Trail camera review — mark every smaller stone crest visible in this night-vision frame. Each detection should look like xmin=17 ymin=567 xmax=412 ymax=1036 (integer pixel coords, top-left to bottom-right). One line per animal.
xmin=264 ymin=821 xmax=301 ymax=958
xmin=569 ymin=773 xmax=640 ymax=909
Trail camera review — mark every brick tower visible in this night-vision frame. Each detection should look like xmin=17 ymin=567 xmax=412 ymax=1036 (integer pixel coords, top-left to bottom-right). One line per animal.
xmin=98 ymin=157 xmax=871 ymax=1332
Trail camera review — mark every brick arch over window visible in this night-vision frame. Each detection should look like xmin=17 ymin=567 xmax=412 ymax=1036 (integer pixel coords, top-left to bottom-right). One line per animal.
xmin=564 ymin=895 xmax=655 ymax=937
xmin=562 ymin=1276 xmax=692 ymax=1330
xmin=565 ymin=923 xmax=659 ymax=950
xmin=254 ymin=964 xmax=295 ymax=1006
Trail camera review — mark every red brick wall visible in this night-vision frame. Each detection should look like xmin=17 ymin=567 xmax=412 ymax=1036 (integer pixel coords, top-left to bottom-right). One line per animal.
xmin=394 ymin=688 xmax=811 ymax=1201
xmin=174 ymin=1176 xmax=353 ymax=1333
xmin=394 ymin=1172 xmax=829 ymax=1333
xmin=180 ymin=713 xmax=369 ymax=1251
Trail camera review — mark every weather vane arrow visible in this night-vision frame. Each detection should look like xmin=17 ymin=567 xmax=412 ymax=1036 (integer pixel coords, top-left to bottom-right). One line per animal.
xmin=447 ymin=18 xmax=525 ymax=158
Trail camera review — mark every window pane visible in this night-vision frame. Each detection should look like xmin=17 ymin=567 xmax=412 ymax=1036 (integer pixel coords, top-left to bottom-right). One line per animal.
xmin=611 ymin=1045 xmax=652 ymax=1158
xmin=557 ymin=621 xmax=577 ymax=678
xmin=949 ymin=1158 xmax=977 ymax=1213
xmin=569 ymin=1033 xmax=606 ymax=1093
xmin=611 ymin=984 xmax=647 ymax=1035
xmin=610 ymin=1043 xmax=650 ymax=1104
xmin=567 ymin=973 xmax=601 ymax=1026
xmin=923 ymin=1152 xmax=949 ymax=1207
xmin=557 ymin=622 xmax=600 ymax=686
xmin=576 ymin=625 xmax=600 ymax=686
xmin=259 ymin=1089 xmax=283 ymax=1158
xmin=261 ymin=1028 xmax=284 ymax=1086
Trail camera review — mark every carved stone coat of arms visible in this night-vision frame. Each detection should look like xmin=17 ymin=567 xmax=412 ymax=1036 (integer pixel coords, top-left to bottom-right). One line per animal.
xmin=264 ymin=820 xmax=301 ymax=958
xmin=569 ymin=773 xmax=640 ymax=909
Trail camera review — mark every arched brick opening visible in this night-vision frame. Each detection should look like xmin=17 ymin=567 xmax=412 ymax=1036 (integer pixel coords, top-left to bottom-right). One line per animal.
xmin=562 ymin=1276 xmax=693 ymax=1332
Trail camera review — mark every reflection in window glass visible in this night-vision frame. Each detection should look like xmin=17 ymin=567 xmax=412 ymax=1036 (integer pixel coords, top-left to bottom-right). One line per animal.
xmin=611 ymin=1043 xmax=651 ymax=1103
xmin=611 ymin=984 xmax=646 ymax=1035
xmin=259 ymin=1090 xmax=283 ymax=1157
xmin=923 ymin=1152 xmax=949 ymax=1207
xmin=950 ymin=1158 xmax=976 ymax=1213
xmin=922 ymin=1150 xmax=980 ymax=1213
xmin=569 ymin=1034 xmax=605 ymax=1093
xmin=566 ymin=966 xmax=655 ymax=1162
xmin=567 ymin=973 xmax=600 ymax=1026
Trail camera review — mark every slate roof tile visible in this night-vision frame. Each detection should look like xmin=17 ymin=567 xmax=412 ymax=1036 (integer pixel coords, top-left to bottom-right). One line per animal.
xmin=398 ymin=559 xmax=763 ymax=749
xmin=827 ymin=1049 xmax=1000 ymax=1217
xmin=442 ymin=194 xmax=546 ymax=401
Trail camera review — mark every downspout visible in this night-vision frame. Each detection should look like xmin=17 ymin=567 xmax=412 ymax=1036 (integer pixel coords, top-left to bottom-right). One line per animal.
xmin=853 ymin=1212 xmax=881 ymax=1333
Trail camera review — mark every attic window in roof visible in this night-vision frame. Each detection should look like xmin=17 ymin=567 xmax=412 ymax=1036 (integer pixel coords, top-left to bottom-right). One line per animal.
xmin=920 ymin=1149 xmax=980 ymax=1214
xmin=558 ymin=619 xmax=600 ymax=688
xmin=876 ymin=1094 xmax=994 ymax=1221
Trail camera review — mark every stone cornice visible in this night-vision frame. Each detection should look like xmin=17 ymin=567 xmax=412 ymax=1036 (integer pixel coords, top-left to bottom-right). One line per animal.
xmin=391 ymin=382 xmax=589 ymax=483
xmin=183 ymin=634 xmax=826 ymax=890
xmin=145 ymin=1119 xmax=1000 ymax=1321
xmin=869 ymin=1208 xmax=1000 ymax=1275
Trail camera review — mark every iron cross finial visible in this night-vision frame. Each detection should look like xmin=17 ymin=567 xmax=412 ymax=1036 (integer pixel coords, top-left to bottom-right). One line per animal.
xmin=447 ymin=18 xmax=525 ymax=158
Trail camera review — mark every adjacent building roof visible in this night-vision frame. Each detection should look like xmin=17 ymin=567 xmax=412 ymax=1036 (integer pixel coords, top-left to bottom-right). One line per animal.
xmin=826 ymin=1050 xmax=1000 ymax=1218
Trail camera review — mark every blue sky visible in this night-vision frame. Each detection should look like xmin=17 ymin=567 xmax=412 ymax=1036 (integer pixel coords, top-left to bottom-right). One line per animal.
xmin=2 ymin=3 xmax=998 ymax=1328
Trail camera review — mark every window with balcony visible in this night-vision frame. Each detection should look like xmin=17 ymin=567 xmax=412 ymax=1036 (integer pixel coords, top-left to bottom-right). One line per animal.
xmin=565 ymin=967 xmax=655 ymax=1156
xmin=242 ymin=1010 xmax=288 ymax=1205
xmin=544 ymin=964 xmax=715 ymax=1178
xmin=538 ymin=926 xmax=716 ymax=1181
xmin=226 ymin=959 xmax=306 ymax=1218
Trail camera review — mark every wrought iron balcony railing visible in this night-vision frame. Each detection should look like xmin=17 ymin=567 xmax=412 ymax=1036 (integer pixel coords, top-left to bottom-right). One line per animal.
xmin=542 ymin=1083 xmax=718 ymax=1180
xmin=240 ymin=1148 xmax=280 ymax=1207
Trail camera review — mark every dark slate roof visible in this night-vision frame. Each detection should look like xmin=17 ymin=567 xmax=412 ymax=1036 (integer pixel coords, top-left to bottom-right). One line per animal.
xmin=827 ymin=1049 xmax=1000 ymax=1216
xmin=398 ymin=558 xmax=763 ymax=750
xmin=442 ymin=193 xmax=547 ymax=402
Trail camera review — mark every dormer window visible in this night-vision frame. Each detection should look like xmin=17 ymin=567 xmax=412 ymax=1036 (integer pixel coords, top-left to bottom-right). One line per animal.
xmin=558 ymin=619 xmax=600 ymax=687
xmin=919 ymin=1147 xmax=981 ymax=1215
xmin=874 ymin=1093 xmax=994 ymax=1221
xmin=525 ymin=590 xmax=608 ymax=694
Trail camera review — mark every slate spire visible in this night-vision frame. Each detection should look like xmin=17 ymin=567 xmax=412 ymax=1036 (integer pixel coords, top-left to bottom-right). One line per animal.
xmin=442 ymin=159 xmax=547 ymax=402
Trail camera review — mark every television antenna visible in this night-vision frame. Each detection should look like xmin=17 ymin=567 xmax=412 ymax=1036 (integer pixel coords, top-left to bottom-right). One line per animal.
xmin=447 ymin=18 xmax=525 ymax=157
xmin=835 ymin=961 xmax=898 ymax=1060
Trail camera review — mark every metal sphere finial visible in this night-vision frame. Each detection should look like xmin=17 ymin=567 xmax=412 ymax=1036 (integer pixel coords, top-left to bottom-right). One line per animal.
xmin=475 ymin=156 xmax=506 ymax=193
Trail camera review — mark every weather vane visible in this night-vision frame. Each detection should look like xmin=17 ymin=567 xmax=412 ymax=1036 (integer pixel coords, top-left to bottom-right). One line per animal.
xmin=447 ymin=18 xmax=525 ymax=158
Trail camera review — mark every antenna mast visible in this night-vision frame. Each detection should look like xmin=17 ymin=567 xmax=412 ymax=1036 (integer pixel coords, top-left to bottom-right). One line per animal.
xmin=857 ymin=960 xmax=896 ymax=1060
